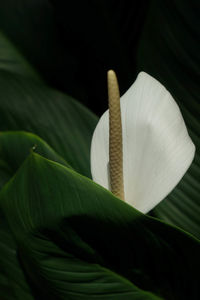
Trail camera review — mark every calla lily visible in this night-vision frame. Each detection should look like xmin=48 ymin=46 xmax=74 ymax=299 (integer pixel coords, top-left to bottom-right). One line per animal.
xmin=91 ymin=71 xmax=195 ymax=213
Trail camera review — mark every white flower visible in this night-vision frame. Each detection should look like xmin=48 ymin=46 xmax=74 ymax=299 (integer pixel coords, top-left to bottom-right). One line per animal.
xmin=90 ymin=72 xmax=195 ymax=213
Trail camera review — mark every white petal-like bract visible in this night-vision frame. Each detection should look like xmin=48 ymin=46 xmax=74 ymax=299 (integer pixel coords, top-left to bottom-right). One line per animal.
xmin=90 ymin=72 xmax=195 ymax=213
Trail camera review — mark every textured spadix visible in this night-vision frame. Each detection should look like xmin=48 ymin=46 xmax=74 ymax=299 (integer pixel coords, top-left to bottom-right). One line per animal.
xmin=91 ymin=72 xmax=195 ymax=213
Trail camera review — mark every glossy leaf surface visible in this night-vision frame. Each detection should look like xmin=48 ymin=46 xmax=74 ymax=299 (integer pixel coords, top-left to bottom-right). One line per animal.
xmin=0 ymin=131 xmax=71 ymax=188
xmin=0 ymin=71 xmax=97 ymax=177
xmin=1 ymin=153 xmax=199 ymax=299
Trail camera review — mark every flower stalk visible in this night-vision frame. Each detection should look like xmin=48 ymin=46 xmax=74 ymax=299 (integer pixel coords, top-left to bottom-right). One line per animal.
xmin=107 ymin=70 xmax=124 ymax=200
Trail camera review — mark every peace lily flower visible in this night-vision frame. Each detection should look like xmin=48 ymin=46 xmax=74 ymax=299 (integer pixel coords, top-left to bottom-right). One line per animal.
xmin=90 ymin=71 xmax=195 ymax=213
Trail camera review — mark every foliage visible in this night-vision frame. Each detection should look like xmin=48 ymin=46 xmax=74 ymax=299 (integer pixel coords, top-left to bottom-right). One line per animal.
xmin=0 ymin=0 xmax=199 ymax=299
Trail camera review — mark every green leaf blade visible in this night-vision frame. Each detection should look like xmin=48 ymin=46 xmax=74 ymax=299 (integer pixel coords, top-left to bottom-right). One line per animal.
xmin=0 ymin=71 xmax=98 ymax=177
xmin=1 ymin=153 xmax=199 ymax=299
xmin=0 ymin=131 xmax=71 ymax=185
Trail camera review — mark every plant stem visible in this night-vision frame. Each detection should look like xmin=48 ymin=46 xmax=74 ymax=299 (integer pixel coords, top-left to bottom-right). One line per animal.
xmin=107 ymin=70 xmax=124 ymax=200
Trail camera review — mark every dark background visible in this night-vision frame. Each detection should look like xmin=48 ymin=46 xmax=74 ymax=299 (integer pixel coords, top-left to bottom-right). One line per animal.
xmin=0 ymin=0 xmax=199 ymax=116
xmin=0 ymin=0 xmax=150 ymax=115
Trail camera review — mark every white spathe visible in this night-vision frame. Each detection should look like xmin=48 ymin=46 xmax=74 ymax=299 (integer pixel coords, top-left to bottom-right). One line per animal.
xmin=90 ymin=72 xmax=195 ymax=213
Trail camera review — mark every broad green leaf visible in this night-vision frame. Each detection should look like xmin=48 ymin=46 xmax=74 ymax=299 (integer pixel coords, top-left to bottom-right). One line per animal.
xmin=0 ymin=131 xmax=71 ymax=187
xmin=0 ymin=30 xmax=42 ymax=83
xmin=0 ymin=132 xmax=75 ymax=298
xmin=0 ymin=159 xmax=12 ymax=188
xmin=0 ymin=71 xmax=98 ymax=177
xmin=1 ymin=153 xmax=199 ymax=299
xmin=0 ymin=134 xmax=47 ymax=298
xmin=0 ymin=12 xmax=98 ymax=178
xmin=0 ymin=210 xmax=34 ymax=300
xmin=137 ymin=0 xmax=200 ymax=238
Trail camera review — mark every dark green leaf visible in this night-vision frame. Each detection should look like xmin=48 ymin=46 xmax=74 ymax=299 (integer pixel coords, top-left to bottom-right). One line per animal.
xmin=0 ymin=209 xmax=34 ymax=300
xmin=0 ymin=131 xmax=71 ymax=188
xmin=0 ymin=159 xmax=12 ymax=188
xmin=0 ymin=131 xmax=72 ymax=299
xmin=137 ymin=0 xmax=200 ymax=239
xmin=0 ymin=71 xmax=97 ymax=177
xmin=0 ymin=11 xmax=98 ymax=178
xmin=0 ymin=31 xmax=41 ymax=82
xmin=1 ymin=153 xmax=199 ymax=299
